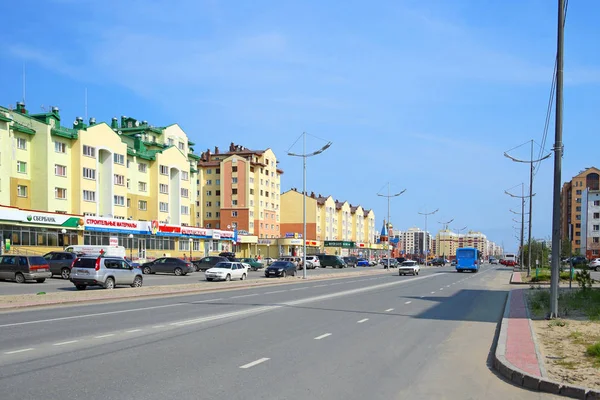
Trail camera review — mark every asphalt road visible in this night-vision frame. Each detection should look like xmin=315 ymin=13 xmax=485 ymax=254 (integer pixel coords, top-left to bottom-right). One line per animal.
xmin=0 ymin=264 xmax=559 ymax=399
xmin=0 ymin=264 xmax=383 ymax=296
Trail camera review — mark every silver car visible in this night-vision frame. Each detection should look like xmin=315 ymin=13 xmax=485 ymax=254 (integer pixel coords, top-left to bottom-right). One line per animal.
xmin=70 ymin=256 xmax=143 ymax=290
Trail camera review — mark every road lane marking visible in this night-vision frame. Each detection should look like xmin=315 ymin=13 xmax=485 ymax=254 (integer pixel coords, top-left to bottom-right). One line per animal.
xmin=94 ymin=334 xmax=115 ymax=339
xmin=53 ymin=340 xmax=78 ymax=346
xmin=192 ymin=298 xmax=223 ymax=303
xmin=264 ymin=290 xmax=286 ymax=294
xmin=230 ymin=294 xmax=259 ymax=299
xmin=5 ymin=348 xmax=34 ymax=355
xmin=385 ymin=308 xmax=394 ymax=312
xmin=126 ymin=329 xmax=142 ymax=333
xmin=240 ymin=357 xmax=270 ymax=369
xmin=290 ymin=287 xmax=308 ymax=291
xmin=446 ymin=285 xmax=451 ymax=288
xmin=405 ymin=301 xmax=412 ymax=305
xmin=431 ymin=291 xmax=435 ymax=294
xmin=152 ymin=325 xmax=165 ymax=328
xmin=314 ymin=333 xmax=332 ymax=340
xmin=420 ymin=296 xmax=425 ymax=298
xmin=440 ymin=288 xmax=444 ymax=291
xmin=357 ymin=318 xmax=369 ymax=324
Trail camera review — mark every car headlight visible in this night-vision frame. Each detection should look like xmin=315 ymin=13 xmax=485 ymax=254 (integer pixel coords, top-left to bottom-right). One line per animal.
xmin=278 ymin=268 xmax=283 ymax=271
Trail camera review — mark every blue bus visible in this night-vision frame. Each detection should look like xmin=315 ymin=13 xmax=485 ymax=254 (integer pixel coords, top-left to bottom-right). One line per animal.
xmin=456 ymin=247 xmax=480 ymax=273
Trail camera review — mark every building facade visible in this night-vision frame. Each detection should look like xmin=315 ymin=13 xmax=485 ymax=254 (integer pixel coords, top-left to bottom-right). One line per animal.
xmin=561 ymin=167 xmax=600 ymax=255
xmin=581 ymin=189 xmax=600 ymax=259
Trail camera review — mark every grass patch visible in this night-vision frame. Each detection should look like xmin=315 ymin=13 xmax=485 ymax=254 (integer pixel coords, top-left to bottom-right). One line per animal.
xmin=549 ymin=319 xmax=568 ymax=327
xmin=528 ymin=269 xmax=572 ymax=282
xmin=586 ymin=342 xmax=600 ymax=367
xmin=527 ymin=288 xmax=600 ymax=320
xmin=555 ymin=359 xmax=578 ymax=370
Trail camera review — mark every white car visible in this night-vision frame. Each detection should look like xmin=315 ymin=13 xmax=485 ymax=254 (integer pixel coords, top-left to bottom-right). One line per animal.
xmin=304 ymin=255 xmax=321 ymax=269
xmin=399 ymin=260 xmax=420 ymax=276
xmin=205 ymin=261 xmax=248 ymax=281
xmin=589 ymin=258 xmax=600 ymax=271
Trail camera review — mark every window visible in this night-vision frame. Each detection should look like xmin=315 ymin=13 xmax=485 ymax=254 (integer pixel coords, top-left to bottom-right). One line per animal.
xmin=83 ymin=190 xmax=96 ymax=202
xmin=178 ymin=141 xmax=185 ymax=150
xmin=232 ymin=200 xmax=238 ymax=206
xmin=181 ymin=205 xmax=189 ymax=215
xmin=55 ymin=187 xmax=67 ymax=199
xmin=576 ymin=190 xmax=582 ymax=195
xmin=17 ymin=185 xmax=27 ymax=197
xmin=232 ymin=211 xmax=238 ymax=217
xmin=206 ymin=190 xmax=212 ymax=196
xmin=250 ymin=177 xmax=254 ymax=184
xmin=216 ymin=212 xmax=220 ymax=217
xmin=576 ymin=223 xmax=581 ymax=228
xmin=206 ymin=169 xmax=212 ymax=174
xmin=216 ymin=201 xmax=221 ymax=207
xmin=594 ymin=225 xmax=600 ymax=232
xmin=576 ymin=206 xmax=582 ymax=212
xmin=113 ymin=153 xmax=125 ymax=164
xmin=206 ymin=180 xmax=212 ymax=185
xmin=83 ymin=145 xmax=96 ymax=158
xmin=216 ymin=168 xmax=220 ymax=174
xmin=216 ymin=190 xmax=221 ymax=196
xmin=232 ymin=189 xmax=238 ymax=195
xmin=206 ymin=212 xmax=212 ymax=218
xmin=576 ymin=231 xmax=581 ymax=237
xmin=55 ymin=141 xmax=66 ymax=153
xmin=232 ymin=177 xmax=238 ymax=184
xmin=16 ymin=161 xmax=27 ymax=174
xmin=114 ymin=195 xmax=125 ymax=206
xmin=182 ymin=171 xmax=189 ymax=180
xmin=206 ymin=201 xmax=212 ymax=207
xmin=250 ymin=189 xmax=254 ymax=195
xmin=160 ymin=165 xmax=169 ymax=175
xmin=17 ymin=137 xmax=26 ymax=150
xmin=127 ymin=159 xmax=130 ymax=168
xmin=138 ymin=163 xmax=147 ymax=173
xmin=114 ymin=174 xmax=125 ymax=186
xmin=127 ymin=198 xmax=131 ymax=208
xmin=136 ymin=200 xmax=147 ymax=211
xmin=595 ymin=213 xmax=600 ymax=219
xmin=576 ymin=198 xmax=582 ymax=203
xmin=232 ymin=166 xmax=238 ymax=173
xmin=55 ymin=164 xmax=67 ymax=177
xmin=159 ymin=184 xmax=169 ymax=194
xmin=136 ymin=182 xmax=146 ymax=192
xmin=127 ymin=179 xmax=130 ymax=189
xmin=595 ymin=201 xmax=600 ymax=207
xmin=216 ymin=179 xmax=220 ymax=185
xmin=181 ymin=188 xmax=189 ymax=198
xmin=83 ymin=168 xmax=96 ymax=180
xmin=594 ymin=237 xmax=600 ymax=244
xmin=159 ymin=202 xmax=169 ymax=212
xmin=168 ymin=138 xmax=174 ymax=146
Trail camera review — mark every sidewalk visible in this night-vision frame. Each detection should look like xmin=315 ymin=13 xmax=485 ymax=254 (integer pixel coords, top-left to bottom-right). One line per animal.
xmin=494 ymin=288 xmax=600 ymax=399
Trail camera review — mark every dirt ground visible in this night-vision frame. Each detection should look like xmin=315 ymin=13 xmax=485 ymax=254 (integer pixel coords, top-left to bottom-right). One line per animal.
xmin=531 ymin=318 xmax=600 ymax=389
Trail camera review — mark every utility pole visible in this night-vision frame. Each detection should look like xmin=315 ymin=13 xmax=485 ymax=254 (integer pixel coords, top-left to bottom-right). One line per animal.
xmin=419 ymin=208 xmax=439 ymax=265
xmin=509 ymin=208 xmax=529 ymax=268
xmin=550 ymin=0 xmax=565 ymax=318
xmin=377 ymin=184 xmax=406 ymax=269
xmin=505 ymin=142 xmax=551 ymax=276
xmin=506 ymin=184 xmax=535 ymax=275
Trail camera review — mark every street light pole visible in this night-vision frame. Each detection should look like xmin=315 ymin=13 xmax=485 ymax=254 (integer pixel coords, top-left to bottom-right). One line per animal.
xmin=419 ymin=208 xmax=438 ymax=265
xmin=506 ymin=184 xmax=535 ymax=275
xmin=377 ymin=183 xmax=406 ymax=269
xmin=288 ymin=132 xmax=332 ymax=279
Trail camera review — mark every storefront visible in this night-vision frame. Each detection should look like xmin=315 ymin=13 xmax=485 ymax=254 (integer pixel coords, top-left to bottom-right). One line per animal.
xmin=0 ymin=206 xmax=83 ymax=253
xmin=83 ymin=217 xmax=160 ymax=260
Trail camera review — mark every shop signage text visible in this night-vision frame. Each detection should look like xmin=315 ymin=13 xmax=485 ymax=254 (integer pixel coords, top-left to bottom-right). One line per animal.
xmin=324 ymin=241 xmax=355 ymax=248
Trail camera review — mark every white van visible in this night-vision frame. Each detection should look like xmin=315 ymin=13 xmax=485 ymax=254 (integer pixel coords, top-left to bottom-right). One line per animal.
xmin=64 ymin=245 xmax=126 ymax=258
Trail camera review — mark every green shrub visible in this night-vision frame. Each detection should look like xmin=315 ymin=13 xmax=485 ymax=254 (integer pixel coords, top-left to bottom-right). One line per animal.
xmin=586 ymin=342 xmax=600 ymax=358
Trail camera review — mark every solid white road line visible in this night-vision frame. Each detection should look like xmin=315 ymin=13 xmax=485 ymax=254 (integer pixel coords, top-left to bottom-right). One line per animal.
xmin=312 ymin=284 xmax=328 ymax=288
xmin=5 ymin=348 xmax=34 ymax=354
xmin=239 ymin=357 xmax=270 ymax=369
xmin=230 ymin=294 xmax=259 ymax=299
xmin=94 ymin=334 xmax=115 ymax=339
xmin=126 ymin=329 xmax=142 ymax=333
xmin=385 ymin=308 xmax=394 ymax=312
xmin=53 ymin=340 xmax=78 ymax=346
xmin=264 ymin=290 xmax=286 ymax=294
xmin=405 ymin=301 xmax=412 ymax=305
xmin=357 ymin=318 xmax=369 ymax=324
xmin=192 ymin=298 xmax=223 ymax=303
xmin=314 ymin=333 xmax=332 ymax=340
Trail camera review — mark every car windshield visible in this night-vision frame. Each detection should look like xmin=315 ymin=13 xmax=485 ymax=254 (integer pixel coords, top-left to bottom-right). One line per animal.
xmin=213 ymin=263 xmax=232 ymax=269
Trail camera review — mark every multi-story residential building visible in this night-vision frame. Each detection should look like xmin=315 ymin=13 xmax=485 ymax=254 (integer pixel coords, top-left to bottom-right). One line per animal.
xmin=196 ymin=143 xmax=282 ymax=239
xmin=351 ymin=205 xmax=365 ymax=243
xmin=434 ymin=229 xmax=491 ymax=259
xmin=401 ymin=227 xmax=431 ymax=256
xmin=581 ymin=188 xmax=600 ymax=259
xmin=561 ymin=167 xmax=600 ymax=254
xmin=363 ymin=209 xmax=376 ymax=244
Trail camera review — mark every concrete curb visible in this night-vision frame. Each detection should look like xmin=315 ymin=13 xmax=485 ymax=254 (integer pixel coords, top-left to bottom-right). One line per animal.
xmin=0 ymin=268 xmax=394 ymax=311
xmin=493 ymin=290 xmax=600 ymax=399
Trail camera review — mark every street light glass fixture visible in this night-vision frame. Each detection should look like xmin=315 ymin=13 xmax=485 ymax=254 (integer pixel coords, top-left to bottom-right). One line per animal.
xmin=288 ymin=132 xmax=333 ymax=279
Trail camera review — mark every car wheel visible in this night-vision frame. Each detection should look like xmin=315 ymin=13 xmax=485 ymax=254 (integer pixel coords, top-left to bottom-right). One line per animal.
xmin=398 ymin=271 xmax=402 ymax=276
xmin=61 ymin=268 xmax=71 ymax=280
xmin=174 ymin=267 xmax=183 ymax=276
xmin=131 ymin=276 xmax=143 ymax=287
xmin=225 ymin=274 xmax=231 ymax=281
xmin=104 ymin=277 xmax=115 ymax=290
xmin=206 ymin=278 xmax=213 ymax=281
xmin=194 ymin=265 xmax=200 ymax=272
xmin=75 ymin=284 xmax=87 ymax=290
xmin=241 ymin=273 xmax=246 ymax=281
xmin=36 ymin=278 xmax=46 ymax=283
xmin=15 ymin=273 xmax=25 ymax=284
xmin=281 ymin=271 xmax=287 ymax=278
xmin=142 ymin=266 xmax=151 ymax=275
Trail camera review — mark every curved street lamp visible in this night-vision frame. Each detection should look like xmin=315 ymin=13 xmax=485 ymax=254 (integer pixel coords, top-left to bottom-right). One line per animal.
xmin=377 ymin=184 xmax=406 ymax=269
xmin=418 ymin=208 xmax=438 ymax=265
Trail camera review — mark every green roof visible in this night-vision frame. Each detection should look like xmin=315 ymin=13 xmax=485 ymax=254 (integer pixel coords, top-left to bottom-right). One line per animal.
xmin=51 ymin=126 xmax=78 ymax=140
xmin=188 ymin=140 xmax=196 ymax=146
xmin=11 ymin=122 xmax=36 ymax=135
xmin=188 ymin=153 xmax=201 ymax=160
xmin=0 ymin=114 xmax=11 ymax=123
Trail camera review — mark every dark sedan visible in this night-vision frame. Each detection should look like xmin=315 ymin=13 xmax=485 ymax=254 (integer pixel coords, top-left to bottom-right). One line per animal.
xmin=140 ymin=257 xmax=194 ymax=276
xmin=264 ymin=261 xmax=296 ymax=278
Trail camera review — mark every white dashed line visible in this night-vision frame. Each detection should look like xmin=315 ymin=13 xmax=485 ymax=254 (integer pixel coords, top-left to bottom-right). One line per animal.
xmin=312 ymin=285 xmax=328 ymax=288
xmin=5 ymin=348 xmax=34 ymax=355
xmin=446 ymin=285 xmax=451 ymax=288
xmin=192 ymin=298 xmax=224 ymax=303
xmin=239 ymin=357 xmax=270 ymax=369
xmin=152 ymin=325 xmax=165 ymax=328
xmin=126 ymin=329 xmax=142 ymax=333
xmin=385 ymin=308 xmax=394 ymax=312
xmin=440 ymin=288 xmax=444 ymax=291
xmin=314 ymin=333 xmax=332 ymax=340
xmin=53 ymin=340 xmax=78 ymax=346
xmin=405 ymin=301 xmax=412 ymax=305
xmin=230 ymin=293 xmax=259 ymax=299
xmin=291 ymin=287 xmax=308 ymax=291
xmin=94 ymin=334 xmax=115 ymax=339
xmin=431 ymin=291 xmax=436 ymax=294
xmin=357 ymin=318 xmax=369 ymax=324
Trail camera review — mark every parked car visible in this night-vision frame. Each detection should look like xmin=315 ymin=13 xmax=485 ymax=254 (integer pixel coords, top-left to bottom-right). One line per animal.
xmin=589 ymin=258 xmax=600 ymax=271
xmin=205 ymin=261 xmax=248 ymax=281
xmin=451 ymin=260 xmax=457 ymax=267
xmin=399 ymin=260 xmax=420 ymax=276
xmin=357 ymin=258 xmax=370 ymax=267
xmin=219 ymin=252 xmax=237 ymax=261
xmin=0 ymin=255 xmax=52 ymax=283
xmin=369 ymin=260 xmax=378 ymax=266
xmin=317 ymin=254 xmax=346 ymax=268
xmin=193 ymin=256 xmax=229 ymax=272
xmin=43 ymin=251 xmax=78 ymax=279
xmin=343 ymin=256 xmax=358 ymax=268
xmin=264 ymin=261 xmax=296 ymax=277
xmin=570 ymin=256 xmax=588 ymax=267
xmin=140 ymin=257 xmax=194 ymax=276
xmin=489 ymin=257 xmax=499 ymax=265
xmin=380 ymin=258 xmax=398 ymax=268
xmin=430 ymin=258 xmax=446 ymax=267
xmin=303 ymin=255 xmax=321 ymax=269
xmin=70 ymin=256 xmax=143 ymax=290
xmin=279 ymin=256 xmax=301 ymax=269
xmin=240 ymin=258 xmax=264 ymax=271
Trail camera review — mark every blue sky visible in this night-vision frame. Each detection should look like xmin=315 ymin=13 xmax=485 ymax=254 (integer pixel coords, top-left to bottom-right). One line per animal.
xmin=2 ymin=0 xmax=600 ymax=251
